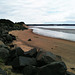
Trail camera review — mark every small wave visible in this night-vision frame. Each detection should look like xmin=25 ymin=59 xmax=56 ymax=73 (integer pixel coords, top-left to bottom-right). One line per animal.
xmin=30 ymin=27 xmax=75 ymax=42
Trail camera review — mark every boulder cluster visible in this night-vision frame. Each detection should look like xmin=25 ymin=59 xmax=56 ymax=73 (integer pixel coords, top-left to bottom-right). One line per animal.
xmin=0 ymin=30 xmax=16 ymax=44
xmin=0 ymin=45 xmax=75 ymax=75
xmin=4 ymin=47 xmax=75 ymax=75
xmin=0 ymin=19 xmax=74 ymax=75
xmin=0 ymin=19 xmax=28 ymax=44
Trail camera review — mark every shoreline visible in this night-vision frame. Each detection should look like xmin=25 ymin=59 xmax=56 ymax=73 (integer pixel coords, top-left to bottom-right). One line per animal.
xmin=29 ymin=27 xmax=75 ymax=42
xmin=10 ymin=29 xmax=75 ymax=73
xmin=29 ymin=26 xmax=75 ymax=34
xmin=31 ymin=28 xmax=75 ymax=42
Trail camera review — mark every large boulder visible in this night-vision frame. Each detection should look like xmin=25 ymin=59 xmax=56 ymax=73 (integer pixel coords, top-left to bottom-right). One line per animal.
xmin=23 ymin=66 xmax=37 ymax=75
xmin=0 ymin=44 xmax=10 ymax=50
xmin=36 ymin=50 xmax=62 ymax=66
xmin=12 ymin=56 xmax=37 ymax=69
xmin=2 ymin=34 xmax=13 ymax=43
xmin=5 ymin=47 xmax=24 ymax=65
xmin=0 ymin=44 xmax=10 ymax=60
xmin=2 ymin=30 xmax=8 ymax=34
xmin=0 ymin=47 xmax=9 ymax=59
xmin=24 ymin=48 xmax=37 ymax=57
xmin=38 ymin=62 xmax=67 ymax=75
xmin=12 ymin=47 xmax=24 ymax=56
xmin=5 ymin=49 xmax=17 ymax=65
xmin=6 ymin=34 xmax=13 ymax=43
xmin=1 ymin=32 xmax=15 ymax=44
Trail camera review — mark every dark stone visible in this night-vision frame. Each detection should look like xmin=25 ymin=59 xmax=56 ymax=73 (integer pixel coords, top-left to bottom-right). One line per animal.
xmin=9 ymin=34 xmax=16 ymax=40
xmin=13 ymin=47 xmax=24 ymax=56
xmin=2 ymin=30 xmax=8 ymax=34
xmin=9 ymin=49 xmax=16 ymax=58
xmin=67 ymin=71 xmax=75 ymax=75
xmin=9 ymin=45 xmax=14 ymax=48
xmin=36 ymin=50 xmax=62 ymax=67
xmin=24 ymin=48 xmax=37 ymax=57
xmin=0 ymin=44 xmax=9 ymax=49
xmin=5 ymin=47 xmax=24 ymax=65
xmin=12 ymin=56 xmax=37 ymax=69
xmin=2 ymin=34 xmax=13 ymax=43
xmin=38 ymin=62 xmax=67 ymax=75
xmin=5 ymin=49 xmax=17 ymax=65
xmin=1 ymin=34 xmax=7 ymax=37
xmin=70 ymin=68 xmax=75 ymax=71
xmin=6 ymin=34 xmax=13 ymax=42
xmin=0 ymin=47 xmax=9 ymax=59
xmin=2 ymin=34 xmax=16 ymax=43
xmin=0 ymin=68 xmax=7 ymax=75
xmin=51 ymin=48 xmax=53 ymax=49
xmin=28 ymin=39 xmax=31 ymax=41
xmin=23 ymin=66 xmax=37 ymax=75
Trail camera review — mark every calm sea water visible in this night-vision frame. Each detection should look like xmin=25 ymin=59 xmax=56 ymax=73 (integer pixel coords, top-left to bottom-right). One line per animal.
xmin=30 ymin=26 xmax=75 ymax=29
xmin=29 ymin=26 xmax=75 ymax=41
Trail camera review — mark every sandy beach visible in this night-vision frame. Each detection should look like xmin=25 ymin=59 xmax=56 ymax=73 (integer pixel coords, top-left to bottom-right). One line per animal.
xmin=10 ymin=29 xmax=75 ymax=73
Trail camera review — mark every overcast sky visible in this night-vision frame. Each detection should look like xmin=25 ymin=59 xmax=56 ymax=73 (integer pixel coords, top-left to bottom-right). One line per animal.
xmin=0 ymin=0 xmax=75 ymax=24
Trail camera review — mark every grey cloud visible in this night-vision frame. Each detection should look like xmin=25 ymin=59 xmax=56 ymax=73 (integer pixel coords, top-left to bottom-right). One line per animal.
xmin=0 ymin=0 xmax=75 ymax=24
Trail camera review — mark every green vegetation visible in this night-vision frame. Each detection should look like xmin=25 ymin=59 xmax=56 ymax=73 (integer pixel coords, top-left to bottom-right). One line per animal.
xmin=0 ymin=19 xmax=14 ymax=27
xmin=0 ymin=19 xmax=28 ymax=31
xmin=15 ymin=22 xmax=25 ymax=25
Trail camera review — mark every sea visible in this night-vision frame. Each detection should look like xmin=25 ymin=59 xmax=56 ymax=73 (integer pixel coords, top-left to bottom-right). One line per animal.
xmin=29 ymin=26 xmax=75 ymax=42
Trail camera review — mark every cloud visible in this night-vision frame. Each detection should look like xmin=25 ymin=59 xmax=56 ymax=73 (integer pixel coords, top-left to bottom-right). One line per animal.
xmin=0 ymin=0 xmax=75 ymax=24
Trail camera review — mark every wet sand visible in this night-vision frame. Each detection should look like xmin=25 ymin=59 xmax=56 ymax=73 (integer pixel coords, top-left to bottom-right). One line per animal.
xmin=38 ymin=27 xmax=75 ymax=34
xmin=10 ymin=29 xmax=75 ymax=73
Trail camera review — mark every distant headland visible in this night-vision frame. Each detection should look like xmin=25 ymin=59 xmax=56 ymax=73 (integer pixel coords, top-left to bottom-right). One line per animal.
xmin=27 ymin=24 xmax=75 ymax=26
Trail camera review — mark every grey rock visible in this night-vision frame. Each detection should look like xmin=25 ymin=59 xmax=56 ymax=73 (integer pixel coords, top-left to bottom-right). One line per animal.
xmin=0 ymin=44 xmax=9 ymax=50
xmin=38 ymin=61 xmax=67 ymax=75
xmin=6 ymin=34 xmax=13 ymax=42
xmin=5 ymin=47 xmax=24 ymax=65
xmin=23 ymin=66 xmax=37 ymax=75
xmin=24 ymin=48 xmax=37 ymax=57
xmin=12 ymin=56 xmax=37 ymax=69
xmin=36 ymin=50 xmax=62 ymax=66
xmin=0 ymin=47 xmax=9 ymax=59
xmin=13 ymin=47 xmax=24 ymax=56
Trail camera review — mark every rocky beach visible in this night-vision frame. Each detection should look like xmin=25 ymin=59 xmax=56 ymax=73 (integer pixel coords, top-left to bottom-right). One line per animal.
xmin=0 ymin=19 xmax=75 ymax=75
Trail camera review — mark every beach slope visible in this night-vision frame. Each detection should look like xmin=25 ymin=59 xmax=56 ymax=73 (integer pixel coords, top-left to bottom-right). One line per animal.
xmin=10 ymin=29 xmax=75 ymax=73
